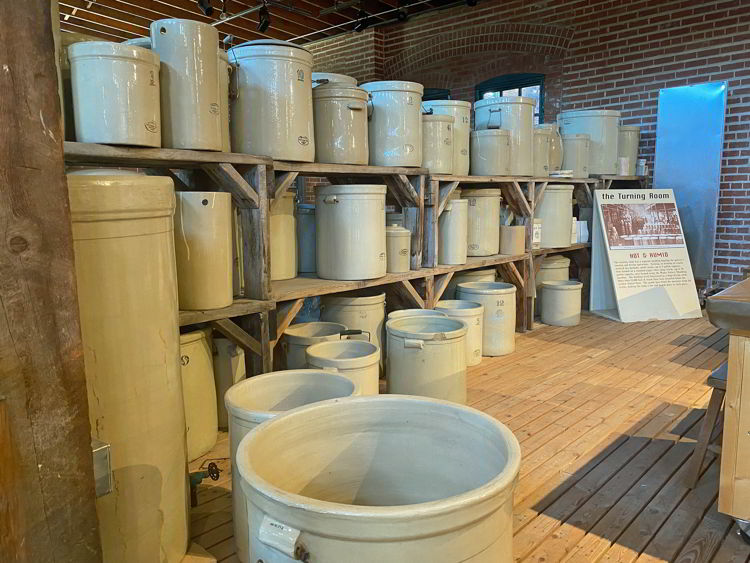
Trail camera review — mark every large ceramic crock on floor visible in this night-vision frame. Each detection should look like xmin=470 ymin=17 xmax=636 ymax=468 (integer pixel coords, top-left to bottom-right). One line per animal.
xmin=236 ymin=395 xmax=521 ymax=562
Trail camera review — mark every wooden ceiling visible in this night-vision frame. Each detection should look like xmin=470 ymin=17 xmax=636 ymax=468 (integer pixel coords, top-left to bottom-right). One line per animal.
xmin=58 ymin=0 xmax=457 ymax=45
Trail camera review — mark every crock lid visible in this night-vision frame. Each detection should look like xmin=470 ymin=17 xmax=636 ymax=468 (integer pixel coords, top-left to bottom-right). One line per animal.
xmin=619 ymin=125 xmax=640 ymax=132
xmin=562 ymin=134 xmax=591 ymax=140
xmin=318 ymin=184 xmax=387 ymax=196
xmin=541 ymin=256 xmax=571 ymax=268
xmin=312 ymin=84 xmax=368 ymax=100
xmin=559 ymin=109 xmax=621 ymax=118
xmin=422 ymin=113 xmax=455 ymax=123
xmin=385 ymin=316 xmax=467 ymax=341
xmin=180 ymin=328 xmax=211 ymax=346
xmin=68 ymin=41 xmax=159 ymax=66
xmin=474 ymin=96 xmax=535 ymax=109
xmin=361 ymin=80 xmax=424 ymax=95
xmin=422 ymin=100 xmax=472 ymax=109
xmin=456 ymin=281 xmax=517 ymax=295
xmin=386 ymin=225 xmax=411 ymax=236
xmin=541 ymin=280 xmax=583 ymax=291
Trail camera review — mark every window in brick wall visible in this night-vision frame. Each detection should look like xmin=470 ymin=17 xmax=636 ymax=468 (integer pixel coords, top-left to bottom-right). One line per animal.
xmin=423 ymin=88 xmax=452 ymax=101
xmin=476 ymin=73 xmax=544 ymax=125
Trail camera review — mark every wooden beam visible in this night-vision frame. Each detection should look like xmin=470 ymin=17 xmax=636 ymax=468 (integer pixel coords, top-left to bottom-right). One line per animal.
xmin=383 ymin=174 xmax=420 ymax=207
xmin=272 ymin=171 xmax=300 ymax=208
xmin=271 ymin=299 xmax=305 ymax=348
xmin=423 ymin=178 xmax=439 ymax=268
xmin=433 ymin=272 xmax=454 ymax=306
xmin=201 ymin=163 xmax=259 ymax=209
xmin=0 ymin=2 xmax=101 ymax=559
xmin=437 ymin=180 xmax=460 ymax=217
xmin=500 ymin=261 xmax=524 ymax=289
xmin=509 ymin=180 xmax=533 ymax=217
xmin=211 ymin=318 xmax=262 ymax=357
xmin=144 ymin=168 xmax=194 ymax=192
xmin=179 ymin=299 xmax=274 ymax=327
xmin=0 ymin=399 xmax=26 ymax=561
xmin=64 ymin=141 xmax=271 ymax=167
xmin=240 ymin=165 xmax=271 ymax=300
xmin=392 ymin=280 xmax=425 ymax=309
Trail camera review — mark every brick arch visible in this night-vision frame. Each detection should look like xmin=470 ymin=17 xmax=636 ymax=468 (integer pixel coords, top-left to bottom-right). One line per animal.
xmin=385 ymin=22 xmax=573 ymax=79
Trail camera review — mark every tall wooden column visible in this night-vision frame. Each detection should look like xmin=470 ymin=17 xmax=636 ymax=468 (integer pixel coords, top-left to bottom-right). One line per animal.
xmin=0 ymin=2 xmax=101 ymax=561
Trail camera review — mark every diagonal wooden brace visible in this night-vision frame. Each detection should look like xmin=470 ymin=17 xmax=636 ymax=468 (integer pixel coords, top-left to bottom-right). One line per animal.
xmin=202 ymin=163 xmax=259 ymax=209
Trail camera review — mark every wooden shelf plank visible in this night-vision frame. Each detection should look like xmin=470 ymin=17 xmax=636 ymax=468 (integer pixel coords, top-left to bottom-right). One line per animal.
xmin=532 ymin=243 xmax=591 ymax=257
xmin=179 ymin=299 xmax=274 ymax=327
xmin=271 ymin=255 xmax=529 ymax=302
xmin=272 ymin=161 xmax=428 ymax=177
xmin=271 ymin=270 xmax=431 ymax=302
xmin=64 ymin=141 xmax=272 ymax=168
xmin=429 ymin=174 xmax=598 ymax=184
xmin=590 ymin=174 xmax=646 ymax=180
xmin=431 ymin=253 xmax=529 ymax=274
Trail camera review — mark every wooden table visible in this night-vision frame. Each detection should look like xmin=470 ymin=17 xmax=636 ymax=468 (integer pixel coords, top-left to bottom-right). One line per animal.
xmin=706 ymin=278 xmax=750 ymax=520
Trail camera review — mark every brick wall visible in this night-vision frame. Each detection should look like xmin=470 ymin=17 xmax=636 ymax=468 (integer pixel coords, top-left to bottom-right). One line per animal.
xmin=306 ymin=0 xmax=750 ymax=286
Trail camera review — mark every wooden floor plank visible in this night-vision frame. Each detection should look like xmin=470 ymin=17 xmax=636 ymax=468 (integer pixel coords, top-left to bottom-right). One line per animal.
xmin=561 ymin=442 xmax=695 ymax=562
xmin=635 ymin=461 xmax=722 ymax=563
xmin=710 ymin=524 xmax=750 ymax=563
xmin=673 ymin=500 xmax=734 ymax=563
xmin=184 ymin=315 xmax=730 ymax=563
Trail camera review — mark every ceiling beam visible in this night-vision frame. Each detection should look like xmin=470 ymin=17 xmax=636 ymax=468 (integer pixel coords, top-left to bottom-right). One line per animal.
xmin=59 ymin=5 xmax=147 ymax=36
xmin=60 ymin=19 xmax=136 ymax=40
xmin=95 ymin=0 xmax=275 ymax=41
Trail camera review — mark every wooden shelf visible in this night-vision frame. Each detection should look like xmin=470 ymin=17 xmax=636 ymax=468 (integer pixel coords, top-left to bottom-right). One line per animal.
xmin=179 ymin=299 xmax=275 ymax=327
xmin=532 ymin=243 xmax=591 ymax=257
xmin=273 ymin=161 xmax=428 ymax=177
xmin=590 ymin=174 xmax=646 ymax=181
xmin=270 ymin=254 xmax=529 ymax=303
xmin=431 ymin=253 xmax=529 ymax=274
xmin=428 ymin=174 xmax=598 ymax=184
xmin=64 ymin=141 xmax=272 ymax=168
xmin=271 ymin=269 xmax=433 ymax=302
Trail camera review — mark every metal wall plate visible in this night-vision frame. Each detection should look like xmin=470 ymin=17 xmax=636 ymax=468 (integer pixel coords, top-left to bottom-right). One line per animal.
xmin=653 ymin=81 xmax=727 ymax=285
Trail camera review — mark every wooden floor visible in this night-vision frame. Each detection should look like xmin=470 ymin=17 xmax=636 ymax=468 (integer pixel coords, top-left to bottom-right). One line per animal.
xmin=188 ymin=313 xmax=750 ymax=563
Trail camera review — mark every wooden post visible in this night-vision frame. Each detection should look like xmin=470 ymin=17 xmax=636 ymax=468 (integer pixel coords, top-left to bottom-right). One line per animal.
xmin=0 ymin=2 xmax=102 ymax=560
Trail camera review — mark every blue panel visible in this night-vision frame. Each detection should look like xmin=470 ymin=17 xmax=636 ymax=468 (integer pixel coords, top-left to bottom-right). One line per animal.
xmin=653 ymin=81 xmax=727 ymax=284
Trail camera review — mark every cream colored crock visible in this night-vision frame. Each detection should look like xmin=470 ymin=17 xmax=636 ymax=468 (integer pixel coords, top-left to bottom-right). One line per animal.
xmin=361 ymin=81 xmax=424 ymax=167
xmin=151 ymin=19 xmax=222 ymax=150
xmin=179 ymin=329 xmax=218 ymax=461
xmin=457 ymin=281 xmax=516 ymax=356
xmin=229 ymin=40 xmax=315 ymax=161
xmin=68 ymin=41 xmax=161 ymax=147
xmin=236 ymin=395 xmax=521 ymax=562
xmin=174 ymin=192 xmax=233 ymax=310
xmin=225 ymin=370 xmax=358 ymax=563
xmin=68 ymin=171 xmax=188 ymax=563
xmin=423 ymin=100 xmax=472 ymax=175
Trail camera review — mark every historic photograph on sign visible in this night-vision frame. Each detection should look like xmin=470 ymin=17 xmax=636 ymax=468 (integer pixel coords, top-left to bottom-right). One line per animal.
xmin=601 ymin=202 xmax=684 ymax=249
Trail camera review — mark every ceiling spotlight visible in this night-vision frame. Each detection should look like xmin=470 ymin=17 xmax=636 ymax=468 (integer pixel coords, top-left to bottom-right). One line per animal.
xmin=220 ymin=0 xmax=228 ymax=18
xmin=197 ymin=0 xmax=214 ymax=16
xmin=396 ymin=0 xmax=408 ymax=21
xmin=353 ymin=9 xmax=370 ymax=32
xmin=258 ymin=2 xmax=271 ymax=32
